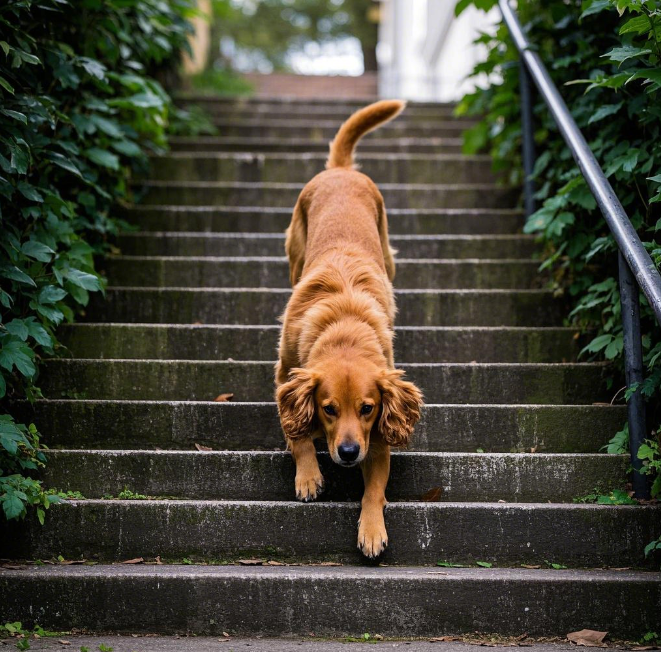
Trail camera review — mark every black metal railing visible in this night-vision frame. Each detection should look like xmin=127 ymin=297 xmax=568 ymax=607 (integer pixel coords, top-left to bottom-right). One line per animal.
xmin=499 ymin=0 xmax=661 ymax=498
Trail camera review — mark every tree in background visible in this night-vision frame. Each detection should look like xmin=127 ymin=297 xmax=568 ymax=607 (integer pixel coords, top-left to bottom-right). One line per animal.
xmin=208 ymin=0 xmax=378 ymax=74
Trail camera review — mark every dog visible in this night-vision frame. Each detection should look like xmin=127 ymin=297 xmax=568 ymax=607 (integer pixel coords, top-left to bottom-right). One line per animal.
xmin=275 ymin=100 xmax=424 ymax=559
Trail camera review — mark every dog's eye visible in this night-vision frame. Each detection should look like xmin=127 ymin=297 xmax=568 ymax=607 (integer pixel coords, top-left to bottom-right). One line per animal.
xmin=323 ymin=405 xmax=336 ymax=416
xmin=360 ymin=404 xmax=374 ymax=416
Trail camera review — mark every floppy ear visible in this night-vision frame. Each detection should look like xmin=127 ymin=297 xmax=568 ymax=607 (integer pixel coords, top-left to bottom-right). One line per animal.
xmin=377 ymin=369 xmax=423 ymax=447
xmin=276 ymin=368 xmax=318 ymax=441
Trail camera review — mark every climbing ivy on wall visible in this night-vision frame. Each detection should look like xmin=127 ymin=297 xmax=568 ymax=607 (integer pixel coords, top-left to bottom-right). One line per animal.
xmin=456 ymin=0 xmax=661 ymax=496
xmin=0 ymin=0 xmax=196 ymax=521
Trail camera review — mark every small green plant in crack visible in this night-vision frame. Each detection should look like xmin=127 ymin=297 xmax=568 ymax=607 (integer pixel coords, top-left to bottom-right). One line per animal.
xmin=436 ymin=561 xmax=465 ymax=568
xmin=573 ymin=487 xmax=636 ymax=505
xmin=98 ymin=645 xmax=113 ymax=652
xmin=45 ymin=489 xmax=86 ymax=500
xmin=116 ymin=487 xmax=148 ymax=500
xmin=544 ymin=560 xmax=568 ymax=570
xmin=640 ymin=632 xmax=660 ymax=647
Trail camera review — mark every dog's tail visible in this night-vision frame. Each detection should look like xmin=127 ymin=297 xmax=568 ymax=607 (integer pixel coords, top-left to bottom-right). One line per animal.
xmin=326 ymin=99 xmax=406 ymax=169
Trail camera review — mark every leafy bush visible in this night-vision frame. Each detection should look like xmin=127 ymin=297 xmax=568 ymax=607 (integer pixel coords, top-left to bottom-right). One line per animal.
xmin=0 ymin=0 xmax=195 ymax=521
xmin=457 ymin=0 xmax=661 ymax=496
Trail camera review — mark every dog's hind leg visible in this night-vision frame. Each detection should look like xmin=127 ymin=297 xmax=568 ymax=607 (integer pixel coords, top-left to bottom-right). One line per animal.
xmin=377 ymin=202 xmax=396 ymax=283
xmin=357 ymin=439 xmax=390 ymax=558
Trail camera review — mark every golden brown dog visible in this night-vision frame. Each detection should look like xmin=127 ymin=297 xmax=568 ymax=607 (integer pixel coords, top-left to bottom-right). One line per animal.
xmin=275 ymin=100 xmax=424 ymax=558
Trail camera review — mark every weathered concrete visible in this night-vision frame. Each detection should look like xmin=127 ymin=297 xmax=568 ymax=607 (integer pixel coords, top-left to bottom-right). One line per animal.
xmin=3 ymin=500 xmax=659 ymax=567
xmin=137 ymin=181 xmax=519 ymax=209
xmin=88 ymin=288 xmax=562 ymax=326
xmin=57 ymin=324 xmax=579 ymax=363
xmin=0 ymin=636 xmax=586 ymax=652
xmin=121 ymin=206 xmax=524 ymax=235
xmin=102 ymin=256 xmax=541 ymax=290
xmin=38 ymin=450 xmax=628 ymax=503
xmin=148 ymin=153 xmax=494 ymax=184
xmin=13 ymin=400 xmax=625 ymax=453
xmin=1 ymin=565 xmax=659 ymax=637
xmin=117 ymin=232 xmax=537 ymax=259
xmin=40 ymin=359 xmax=611 ymax=404
xmin=169 ymin=136 xmax=464 ymax=154
xmin=199 ymin=120 xmax=471 ymax=140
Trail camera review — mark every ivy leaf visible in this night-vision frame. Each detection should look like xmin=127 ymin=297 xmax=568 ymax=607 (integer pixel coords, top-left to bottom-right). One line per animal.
xmin=619 ymin=14 xmax=652 ymax=36
xmin=24 ymin=318 xmax=52 ymax=348
xmin=78 ymin=57 xmax=106 ymax=80
xmin=0 ymin=264 xmax=36 ymax=286
xmin=580 ymin=0 xmax=610 ymax=18
xmin=602 ymin=46 xmax=652 ymax=65
xmin=4 ymin=319 xmax=29 ymax=341
xmin=2 ymin=494 xmax=24 ymax=520
xmin=85 ymin=147 xmax=119 ymax=170
xmin=0 ymin=339 xmax=36 ymax=377
xmin=66 ymin=268 xmax=101 ymax=291
xmin=0 ymin=75 xmax=14 ymax=94
xmin=17 ymin=181 xmax=43 ymax=202
xmin=588 ymin=102 xmax=623 ymax=124
xmin=38 ymin=285 xmax=68 ymax=304
xmin=22 ymin=240 xmax=55 ymax=263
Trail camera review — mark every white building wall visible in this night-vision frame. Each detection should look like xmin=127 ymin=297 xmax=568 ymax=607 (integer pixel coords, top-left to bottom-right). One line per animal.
xmin=378 ymin=0 xmax=498 ymax=102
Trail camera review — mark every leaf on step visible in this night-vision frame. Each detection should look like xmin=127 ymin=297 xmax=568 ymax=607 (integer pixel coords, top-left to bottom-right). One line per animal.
xmin=58 ymin=559 xmax=86 ymax=565
xmin=567 ymin=630 xmax=608 ymax=647
xmin=194 ymin=443 xmax=212 ymax=451
xmin=237 ymin=558 xmax=264 ymax=565
xmin=520 ymin=564 xmax=541 ymax=569
xmin=1 ymin=564 xmax=27 ymax=570
xmin=215 ymin=393 xmax=234 ymax=402
xmin=121 ymin=557 xmax=144 ymax=564
xmin=430 ymin=636 xmax=462 ymax=642
xmin=318 ymin=561 xmax=342 ymax=566
xmin=421 ymin=487 xmax=442 ymax=501
xmin=266 ymin=560 xmax=285 ymax=566
xmin=222 ymin=632 xmax=230 ymax=638
xmin=58 ymin=640 xmax=71 ymax=645
xmin=155 ymin=556 xmax=163 ymax=565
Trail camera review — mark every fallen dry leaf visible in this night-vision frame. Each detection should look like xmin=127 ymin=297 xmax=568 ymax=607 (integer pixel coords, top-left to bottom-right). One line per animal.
xmin=266 ymin=560 xmax=285 ymax=566
xmin=421 ymin=487 xmax=443 ymax=502
xmin=521 ymin=564 xmax=541 ymax=569
xmin=222 ymin=632 xmax=230 ymax=638
xmin=194 ymin=443 xmax=212 ymax=451
xmin=121 ymin=557 xmax=144 ymax=564
xmin=426 ymin=571 xmax=448 ymax=575
xmin=430 ymin=636 xmax=462 ymax=642
xmin=318 ymin=561 xmax=342 ymax=566
xmin=155 ymin=556 xmax=163 ymax=565
xmin=1 ymin=564 xmax=27 ymax=570
xmin=567 ymin=630 xmax=608 ymax=647
xmin=237 ymin=558 xmax=264 ymax=565
xmin=58 ymin=560 xmax=86 ymax=565
xmin=58 ymin=641 xmax=71 ymax=646
xmin=214 ymin=393 xmax=234 ymax=402
xmin=631 ymin=646 xmax=660 ymax=650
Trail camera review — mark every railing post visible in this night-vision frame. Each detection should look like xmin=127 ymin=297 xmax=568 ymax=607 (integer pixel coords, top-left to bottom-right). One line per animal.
xmin=618 ymin=251 xmax=650 ymax=499
xmin=519 ymin=58 xmax=537 ymax=217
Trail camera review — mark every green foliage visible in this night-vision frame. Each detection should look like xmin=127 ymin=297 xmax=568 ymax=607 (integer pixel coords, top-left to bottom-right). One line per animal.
xmin=0 ymin=0 xmax=194 ymax=522
xmin=457 ymin=0 xmax=661 ymax=457
xmin=187 ymin=68 xmax=254 ymax=97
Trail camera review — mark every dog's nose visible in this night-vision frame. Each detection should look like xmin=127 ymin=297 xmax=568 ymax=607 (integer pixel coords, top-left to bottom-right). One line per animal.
xmin=337 ymin=442 xmax=360 ymax=463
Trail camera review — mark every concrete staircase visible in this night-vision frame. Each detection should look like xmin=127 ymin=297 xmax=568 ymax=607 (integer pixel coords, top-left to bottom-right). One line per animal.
xmin=2 ymin=96 xmax=660 ymax=638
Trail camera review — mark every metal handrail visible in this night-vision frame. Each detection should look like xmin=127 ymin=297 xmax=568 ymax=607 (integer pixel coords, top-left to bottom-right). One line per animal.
xmin=498 ymin=0 xmax=660 ymax=498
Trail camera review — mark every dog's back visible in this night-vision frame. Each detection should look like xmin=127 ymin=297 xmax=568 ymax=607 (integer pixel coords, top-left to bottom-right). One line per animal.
xmin=285 ymin=100 xmax=405 ymax=287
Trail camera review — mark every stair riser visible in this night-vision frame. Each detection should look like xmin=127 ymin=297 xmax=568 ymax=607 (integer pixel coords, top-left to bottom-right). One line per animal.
xmin=88 ymin=288 xmax=562 ymax=326
xmin=206 ymin=123 xmax=469 ymax=139
xmin=58 ymin=325 xmax=578 ymax=363
xmin=40 ymin=360 xmax=608 ymax=404
xmin=4 ymin=502 xmax=658 ymax=568
xmin=148 ymin=155 xmax=493 ymax=184
xmin=122 ymin=207 xmax=525 ymax=235
xmin=15 ymin=401 xmax=624 ymax=453
xmin=39 ymin=451 xmax=627 ymax=503
xmin=102 ymin=258 xmax=540 ymax=290
xmin=1 ymin=567 xmax=659 ymax=637
xmin=169 ymin=137 xmax=464 ymax=154
xmin=137 ymin=184 xmax=519 ymax=209
xmin=117 ymin=234 xmax=536 ymax=259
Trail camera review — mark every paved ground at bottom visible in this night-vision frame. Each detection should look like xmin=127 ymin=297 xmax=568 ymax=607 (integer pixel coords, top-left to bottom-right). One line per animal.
xmin=2 ymin=637 xmax=589 ymax=652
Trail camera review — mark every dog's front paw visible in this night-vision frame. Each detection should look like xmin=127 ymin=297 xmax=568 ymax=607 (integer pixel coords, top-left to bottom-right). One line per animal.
xmin=357 ymin=516 xmax=388 ymax=558
xmin=295 ymin=470 xmax=324 ymax=502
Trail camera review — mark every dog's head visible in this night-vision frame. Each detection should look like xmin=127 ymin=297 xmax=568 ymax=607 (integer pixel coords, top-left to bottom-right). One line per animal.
xmin=277 ymin=359 xmax=423 ymax=466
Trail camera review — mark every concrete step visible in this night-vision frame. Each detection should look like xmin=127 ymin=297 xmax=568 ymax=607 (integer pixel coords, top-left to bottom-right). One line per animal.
xmin=169 ymin=136 xmax=464 ymax=154
xmin=148 ymin=153 xmax=493 ymax=184
xmin=137 ymin=182 xmax=519 ymax=209
xmin=101 ymin=256 xmax=541 ymax=290
xmin=122 ymin=206 xmax=524 ymax=235
xmin=87 ymin=288 xmax=562 ymax=326
xmin=177 ymin=97 xmax=462 ymax=119
xmin=58 ymin=324 xmax=578 ymax=363
xmin=2 ymin=565 xmax=659 ymax=637
xmin=15 ymin=400 xmax=624 ymax=453
xmin=176 ymin=95 xmax=459 ymax=111
xmin=4 ymin=500 xmax=658 ymax=568
xmin=199 ymin=120 xmax=471 ymax=139
xmin=116 ymin=233 xmax=536 ymax=259
xmin=40 ymin=359 xmax=610 ymax=404
xmin=38 ymin=450 xmax=627 ymax=503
